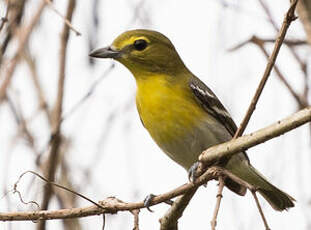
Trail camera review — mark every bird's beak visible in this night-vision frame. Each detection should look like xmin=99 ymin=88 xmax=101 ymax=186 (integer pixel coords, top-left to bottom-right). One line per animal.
xmin=89 ymin=46 xmax=121 ymax=59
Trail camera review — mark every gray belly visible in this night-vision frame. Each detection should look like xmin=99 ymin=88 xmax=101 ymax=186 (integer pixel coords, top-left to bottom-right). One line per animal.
xmin=155 ymin=118 xmax=234 ymax=170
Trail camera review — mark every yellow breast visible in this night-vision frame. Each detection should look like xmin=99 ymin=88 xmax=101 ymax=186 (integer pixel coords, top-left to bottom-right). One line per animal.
xmin=135 ymin=75 xmax=206 ymax=145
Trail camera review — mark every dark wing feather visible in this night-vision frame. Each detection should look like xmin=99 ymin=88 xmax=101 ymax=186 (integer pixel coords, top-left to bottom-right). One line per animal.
xmin=189 ymin=76 xmax=238 ymax=136
xmin=189 ymin=76 xmax=249 ymax=196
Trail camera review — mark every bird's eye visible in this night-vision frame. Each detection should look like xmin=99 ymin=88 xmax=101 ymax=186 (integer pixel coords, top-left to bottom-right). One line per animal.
xmin=133 ymin=39 xmax=147 ymax=51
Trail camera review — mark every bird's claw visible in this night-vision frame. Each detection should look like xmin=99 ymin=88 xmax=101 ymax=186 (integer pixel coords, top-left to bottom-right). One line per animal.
xmin=144 ymin=194 xmax=156 ymax=212
xmin=188 ymin=162 xmax=200 ymax=182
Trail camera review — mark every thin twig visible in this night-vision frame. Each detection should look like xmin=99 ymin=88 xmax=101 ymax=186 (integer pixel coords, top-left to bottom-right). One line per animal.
xmin=102 ymin=214 xmax=106 ymax=230
xmin=296 ymin=0 xmax=311 ymax=46
xmin=0 ymin=1 xmax=46 ymax=104
xmin=22 ymin=51 xmax=51 ymax=123
xmin=55 ymin=160 xmax=83 ymax=230
xmin=0 ymin=107 xmax=310 ymax=221
xmin=258 ymin=0 xmax=279 ymax=31
xmin=210 ymin=176 xmax=225 ymax=230
xmin=228 ymin=38 xmax=307 ymax=51
xmin=233 ymin=2 xmax=306 ymax=225
xmin=257 ymin=0 xmax=308 ymax=106
xmin=131 ymin=209 xmax=140 ymax=230
xmin=249 ymin=36 xmax=307 ymax=108
xmin=44 ymin=0 xmax=81 ymax=36
xmin=260 ymin=0 xmax=308 ymax=74
xmin=61 ymin=63 xmax=115 ymax=121
xmin=252 ymin=191 xmax=271 ymax=230
xmin=0 ymin=0 xmax=27 ymax=67
xmin=17 ymin=171 xmax=104 ymax=209
xmin=1 ymin=167 xmax=217 ymax=221
xmin=199 ymin=106 xmax=311 ymax=164
xmin=38 ymin=1 xmax=76 ymax=229
xmin=228 ymin=36 xmax=307 ymax=109
xmin=7 ymin=92 xmax=37 ymax=151
xmin=233 ymin=0 xmax=299 ymax=138
xmin=0 ymin=0 xmax=10 ymax=32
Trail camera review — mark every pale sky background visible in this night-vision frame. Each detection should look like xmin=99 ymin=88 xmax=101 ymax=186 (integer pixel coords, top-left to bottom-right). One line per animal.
xmin=0 ymin=0 xmax=310 ymax=229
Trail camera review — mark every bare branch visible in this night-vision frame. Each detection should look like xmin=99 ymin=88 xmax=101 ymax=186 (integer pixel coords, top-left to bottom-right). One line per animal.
xmin=0 ymin=0 xmax=10 ymax=32
xmin=131 ymin=209 xmax=140 ymax=230
xmin=0 ymin=106 xmax=309 ymax=222
xmin=199 ymin=106 xmax=311 ymax=165
xmin=44 ymin=0 xmax=81 ymax=36
xmin=61 ymin=63 xmax=115 ymax=121
xmin=22 ymin=51 xmax=51 ymax=123
xmin=256 ymin=0 xmax=309 ymax=109
xmin=210 ymin=176 xmax=225 ymax=230
xmin=228 ymin=37 xmax=308 ymax=51
xmin=160 ymin=188 xmax=198 ymax=230
xmin=233 ymin=35 xmax=307 ymax=108
xmin=0 ymin=1 xmax=46 ymax=103
xmin=161 ymin=4 xmax=303 ymax=221
xmin=1 ymin=167 xmax=218 ymax=221
xmin=233 ymin=0 xmax=299 ymax=138
xmin=296 ymin=0 xmax=311 ymax=46
xmin=252 ymin=191 xmax=270 ymax=230
xmin=38 ymin=1 xmax=77 ymax=229
xmin=257 ymin=0 xmax=279 ymax=31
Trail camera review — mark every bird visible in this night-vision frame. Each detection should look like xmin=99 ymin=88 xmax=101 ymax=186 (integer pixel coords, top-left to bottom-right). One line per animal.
xmin=89 ymin=29 xmax=295 ymax=211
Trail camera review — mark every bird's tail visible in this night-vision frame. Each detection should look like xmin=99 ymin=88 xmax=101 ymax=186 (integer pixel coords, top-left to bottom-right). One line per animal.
xmin=226 ymin=158 xmax=295 ymax=211
xmin=249 ymin=165 xmax=295 ymax=211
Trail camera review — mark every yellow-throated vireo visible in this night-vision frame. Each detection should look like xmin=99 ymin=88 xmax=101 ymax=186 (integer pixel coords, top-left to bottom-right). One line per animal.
xmin=90 ymin=29 xmax=295 ymax=211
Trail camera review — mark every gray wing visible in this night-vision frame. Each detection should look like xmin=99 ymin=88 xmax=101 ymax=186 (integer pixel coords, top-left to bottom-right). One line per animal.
xmin=190 ymin=76 xmax=249 ymax=196
xmin=189 ymin=76 xmax=238 ymax=137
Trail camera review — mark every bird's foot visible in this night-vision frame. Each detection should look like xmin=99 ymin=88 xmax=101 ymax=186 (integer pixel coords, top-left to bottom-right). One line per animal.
xmin=144 ymin=194 xmax=156 ymax=212
xmin=188 ymin=162 xmax=208 ymax=187
xmin=188 ymin=162 xmax=200 ymax=182
xmin=143 ymin=194 xmax=174 ymax=212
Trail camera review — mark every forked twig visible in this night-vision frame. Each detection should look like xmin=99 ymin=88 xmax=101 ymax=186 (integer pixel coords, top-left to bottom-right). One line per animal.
xmin=233 ymin=0 xmax=299 ymax=138
xmin=0 ymin=1 xmax=46 ymax=103
xmin=230 ymin=35 xmax=307 ymax=108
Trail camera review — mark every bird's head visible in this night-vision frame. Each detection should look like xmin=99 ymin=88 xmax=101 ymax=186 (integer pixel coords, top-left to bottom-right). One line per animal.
xmin=89 ymin=29 xmax=187 ymax=76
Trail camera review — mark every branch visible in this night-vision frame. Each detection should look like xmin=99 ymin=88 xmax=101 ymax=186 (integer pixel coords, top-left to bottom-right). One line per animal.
xmin=1 ymin=167 xmax=219 ymax=221
xmin=0 ymin=106 xmax=310 ymax=222
xmin=210 ymin=176 xmax=225 ymax=230
xmin=256 ymin=0 xmax=309 ymax=106
xmin=38 ymin=1 xmax=76 ymax=229
xmin=231 ymin=35 xmax=308 ymax=108
xmin=0 ymin=1 xmax=46 ymax=103
xmin=159 ymin=188 xmax=198 ymax=230
xmin=0 ymin=0 xmax=10 ymax=32
xmin=233 ymin=0 xmax=299 ymax=138
xmin=228 ymin=37 xmax=308 ymax=51
xmin=22 ymin=51 xmax=52 ymax=123
xmin=131 ymin=209 xmax=140 ymax=230
xmin=296 ymin=0 xmax=311 ymax=46
xmin=159 ymin=3 xmax=300 ymax=228
xmin=44 ymin=0 xmax=81 ymax=36
xmin=252 ymin=192 xmax=270 ymax=230
xmin=199 ymin=106 xmax=311 ymax=165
